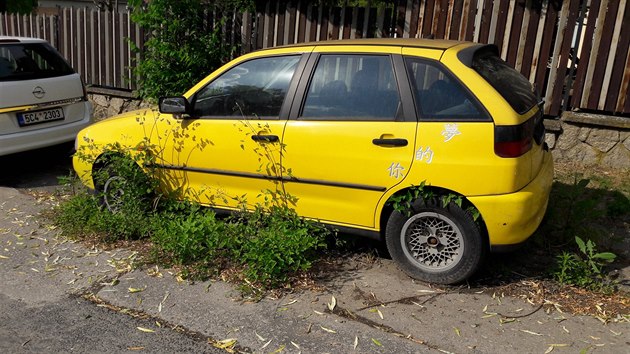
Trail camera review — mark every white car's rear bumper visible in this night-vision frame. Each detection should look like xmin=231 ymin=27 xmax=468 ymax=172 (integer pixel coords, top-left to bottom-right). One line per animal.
xmin=0 ymin=101 xmax=92 ymax=156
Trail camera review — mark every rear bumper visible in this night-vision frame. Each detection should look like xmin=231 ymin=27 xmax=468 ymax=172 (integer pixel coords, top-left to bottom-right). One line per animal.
xmin=0 ymin=102 xmax=92 ymax=157
xmin=469 ymin=150 xmax=554 ymax=248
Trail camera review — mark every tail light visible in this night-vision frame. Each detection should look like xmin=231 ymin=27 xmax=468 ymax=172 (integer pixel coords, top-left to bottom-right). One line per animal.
xmin=494 ymin=118 xmax=535 ymax=158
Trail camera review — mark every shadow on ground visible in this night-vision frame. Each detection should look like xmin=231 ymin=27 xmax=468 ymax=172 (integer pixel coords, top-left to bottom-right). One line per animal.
xmin=0 ymin=142 xmax=74 ymax=190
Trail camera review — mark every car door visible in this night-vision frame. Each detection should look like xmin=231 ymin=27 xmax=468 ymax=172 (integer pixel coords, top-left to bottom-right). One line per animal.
xmin=153 ymin=54 xmax=306 ymax=210
xmin=281 ymin=49 xmax=418 ymax=229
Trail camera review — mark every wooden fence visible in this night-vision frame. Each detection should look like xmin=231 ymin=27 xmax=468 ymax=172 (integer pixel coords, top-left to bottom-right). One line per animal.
xmin=1 ymin=0 xmax=629 ymax=117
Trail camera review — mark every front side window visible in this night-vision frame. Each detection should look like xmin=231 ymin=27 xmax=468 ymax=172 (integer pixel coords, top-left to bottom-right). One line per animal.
xmin=300 ymin=54 xmax=401 ymax=121
xmin=406 ymin=58 xmax=486 ymax=120
xmin=192 ymin=55 xmax=300 ymax=119
xmin=0 ymin=43 xmax=74 ymax=81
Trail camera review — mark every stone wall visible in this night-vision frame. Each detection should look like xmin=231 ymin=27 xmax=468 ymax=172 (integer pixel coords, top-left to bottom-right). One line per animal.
xmin=545 ymin=112 xmax=630 ymax=169
xmin=88 ymin=88 xmax=151 ymax=122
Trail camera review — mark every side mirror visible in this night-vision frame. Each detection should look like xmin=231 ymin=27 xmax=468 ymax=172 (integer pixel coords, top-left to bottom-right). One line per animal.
xmin=158 ymin=96 xmax=190 ymax=115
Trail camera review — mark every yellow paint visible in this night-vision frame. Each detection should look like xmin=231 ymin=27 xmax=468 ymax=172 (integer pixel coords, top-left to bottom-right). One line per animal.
xmin=73 ymin=39 xmax=553 ymax=247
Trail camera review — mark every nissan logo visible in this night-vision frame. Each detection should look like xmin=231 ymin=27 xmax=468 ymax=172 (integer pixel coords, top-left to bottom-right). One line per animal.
xmin=32 ymin=86 xmax=45 ymax=99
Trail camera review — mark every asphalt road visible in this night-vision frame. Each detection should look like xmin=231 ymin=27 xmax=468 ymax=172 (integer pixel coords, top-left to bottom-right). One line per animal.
xmin=0 ymin=143 xmax=223 ymax=354
xmin=0 ymin=294 xmax=217 ymax=353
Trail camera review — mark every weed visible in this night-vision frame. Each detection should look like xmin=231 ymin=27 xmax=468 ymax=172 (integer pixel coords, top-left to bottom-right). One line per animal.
xmin=553 ymin=236 xmax=617 ymax=293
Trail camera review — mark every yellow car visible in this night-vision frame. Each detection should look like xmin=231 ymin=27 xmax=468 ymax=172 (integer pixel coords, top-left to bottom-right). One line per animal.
xmin=73 ymin=39 xmax=553 ymax=284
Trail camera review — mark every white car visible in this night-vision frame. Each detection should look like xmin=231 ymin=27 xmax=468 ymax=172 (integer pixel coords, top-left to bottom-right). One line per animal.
xmin=0 ymin=36 xmax=92 ymax=156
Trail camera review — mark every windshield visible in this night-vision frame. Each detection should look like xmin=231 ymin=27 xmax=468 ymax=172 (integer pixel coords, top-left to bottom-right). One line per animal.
xmin=0 ymin=42 xmax=75 ymax=82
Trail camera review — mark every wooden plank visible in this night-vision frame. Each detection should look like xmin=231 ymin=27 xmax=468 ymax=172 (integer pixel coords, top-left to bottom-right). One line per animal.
xmin=284 ymin=3 xmax=293 ymax=44
xmin=488 ymin=1 xmax=502 ymax=44
xmin=448 ymin=0 xmax=463 ymax=40
xmin=376 ymin=4 xmax=385 ymax=38
xmin=317 ymin=5 xmax=325 ymax=41
xmin=533 ymin=0 xmax=557 ymax=93
xmin=586 ymin=0 xmax=619 ymax=109
xmin=433 ymin=0 xmax=447 ymax=39
xmin=422 ymin=0 xmax=435 ymax=38
xmin=89 ymin=9 xmax=96 ymax=86
xmin=515 ymin=0 xmax=532 ymax=72
xmin=305 ymin=2 xmax=313 ymax=42
xmin=520 ymin=0 xmax=540 ymax=78
xmin=477 ymin=0 xmax=494 ymax=43
xmin=500 ymin=0 xmax=515 ymax=58
xmin=580 ymin=0 xmax=608 ymax=108
xmin=529 ymin=0 xmax=548 ymax=82
xmin=277 ymin=1 xmax=286 ymax=45
xmin=349 ymin=6 xmax=358 ymax=38
xmin=355 ymin=7 xmax=365 ymax=39
xmin=381 ymin=7 xmax=394 ymax=38
xmin=342 ymin=6 xmax=352 ymax=39
xmin=547 ymin=0 xmax=579 ymax=116
xmin=297 ymin=1 xmax=307 ymax=43
xmin=287 ymin=4 xmax=297 ymax=44
xmin=272 ymin=1 xmax=280 ymax=46
xmin=309 ymin=5 xmax=318 ymax=41
xmin=506 ymin=0 xmax=525 ymax=65
xmin=408 ymin=0 xmax=420 ymax=38
xmin=599 ymin=0 xmax=627 ymax=110
xmin=472 ymin=0 xmax=484 ymax=42
xmin=403 ymin=0 xmax=413 ymax=38
xmin=458 ymin=0 xmax=471 ymax=40
xmin=262 ymin=2 xmax=270 ymax=48
xmin=362 ymin=1 xmax=371 ymax=38
xmin=444 ymin=0 xmax=454 ymax=39
xmin=570 ymin=0 xmax=599 ymax=108
xmin=615 ymin=19 xmax=630 ymax=112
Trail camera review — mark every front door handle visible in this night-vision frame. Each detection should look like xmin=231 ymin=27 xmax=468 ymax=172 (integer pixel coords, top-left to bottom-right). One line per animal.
xmin=251 ymin=134 xmax=279 ymax=143
xmin=372 ymin=138 xmax=408 ymax=147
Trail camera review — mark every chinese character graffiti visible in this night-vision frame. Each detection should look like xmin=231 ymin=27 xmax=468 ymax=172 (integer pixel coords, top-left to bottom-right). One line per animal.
xmin=441 ymin=123 xmax=461 ymax=142
xmin=415 ymin=146 xmax=434 ymax=163
xmin=387 ymin=162 xmax=405 ymax=179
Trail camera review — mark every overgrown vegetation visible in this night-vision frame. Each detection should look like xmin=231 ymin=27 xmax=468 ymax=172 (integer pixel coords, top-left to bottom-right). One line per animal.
xmin=55 ymin=144 xmax=331 ymax=293
xmin=128 ymin=0 xmax=240 ymax=101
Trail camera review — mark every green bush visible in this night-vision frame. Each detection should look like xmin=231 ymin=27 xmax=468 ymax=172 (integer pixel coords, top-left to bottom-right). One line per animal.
xmin=232 ymin=206 xmax=329 ymax=287
xmin=128 ymin=0 xmax=235 ymax=100
xmin=54 ymin=151 xmax=332 ymax=291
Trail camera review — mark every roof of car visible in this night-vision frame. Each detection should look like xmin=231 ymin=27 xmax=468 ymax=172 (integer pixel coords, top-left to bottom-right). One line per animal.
xmin=275 ymin=38 xmax=466 ymax=50
xmin=0 ymin=36 xmax=49 ymax=44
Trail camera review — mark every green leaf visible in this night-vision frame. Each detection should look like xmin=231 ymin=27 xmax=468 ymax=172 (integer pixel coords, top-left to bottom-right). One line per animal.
xmin=575 ymin=236 xmax=586 ymax=254
xmin=592 ymin=252 xmax=616 ymax=261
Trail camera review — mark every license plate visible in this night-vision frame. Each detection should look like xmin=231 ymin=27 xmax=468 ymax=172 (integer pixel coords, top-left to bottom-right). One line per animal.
xmin=18 ymin=107 xmax=65 ymax=126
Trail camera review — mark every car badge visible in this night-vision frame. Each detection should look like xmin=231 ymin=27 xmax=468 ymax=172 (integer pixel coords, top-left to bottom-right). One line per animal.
xmin=32 ymin=86 xmax=46 ymax=99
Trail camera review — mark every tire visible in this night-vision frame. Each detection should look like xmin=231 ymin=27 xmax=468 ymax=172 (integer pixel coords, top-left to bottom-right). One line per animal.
xmin=385 ymin=197 xmax=485 ymax=284
xmin=93 ymin=158 xmax=153 ymax=213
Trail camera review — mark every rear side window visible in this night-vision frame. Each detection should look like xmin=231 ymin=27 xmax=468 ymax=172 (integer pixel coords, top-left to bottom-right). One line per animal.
xmin=0 ymin=43 xmax=75 ymax=81
xmin=300 ymin=54 xmax=401 ymax=121
xmin=472 ymin=51 xmax=537 ymax=115
xmin=405 ymin=58 xmax=486 ymax=120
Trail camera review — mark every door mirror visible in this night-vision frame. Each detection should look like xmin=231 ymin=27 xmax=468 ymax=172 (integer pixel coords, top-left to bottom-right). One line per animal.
xmin=159 ymin=96 xmax=190 ymax=115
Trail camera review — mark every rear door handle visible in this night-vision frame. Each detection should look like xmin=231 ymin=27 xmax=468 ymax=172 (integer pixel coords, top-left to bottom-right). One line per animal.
xmin=372 ymin=138 xmax=408 ymax=147
xmin=251 ymin=134 xmax=279 ymax=143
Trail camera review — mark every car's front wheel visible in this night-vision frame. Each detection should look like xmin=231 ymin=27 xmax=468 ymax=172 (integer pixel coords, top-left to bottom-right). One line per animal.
xmin=385 ymin=197 xmax=485 ymax=284
xmin=92 ymin=157 xmax=153 ymax=213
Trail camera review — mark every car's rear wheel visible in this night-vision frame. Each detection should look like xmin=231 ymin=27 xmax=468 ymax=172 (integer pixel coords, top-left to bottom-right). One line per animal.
xmin=385 ymin=197 xmax=484 ymax=284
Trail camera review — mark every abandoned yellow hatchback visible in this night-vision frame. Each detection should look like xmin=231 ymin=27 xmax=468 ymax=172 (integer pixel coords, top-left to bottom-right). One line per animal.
xmin=73 ymin=39 xmax=553 ymax=284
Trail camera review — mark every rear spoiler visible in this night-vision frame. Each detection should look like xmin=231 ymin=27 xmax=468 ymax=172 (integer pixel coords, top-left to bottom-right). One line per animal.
xmin=456 ymin=44 xmax=500 ymax=67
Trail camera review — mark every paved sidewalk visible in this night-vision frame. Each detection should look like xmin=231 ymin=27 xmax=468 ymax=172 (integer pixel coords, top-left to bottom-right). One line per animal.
xmin=1 ymin=186 xmax=628 ymax=353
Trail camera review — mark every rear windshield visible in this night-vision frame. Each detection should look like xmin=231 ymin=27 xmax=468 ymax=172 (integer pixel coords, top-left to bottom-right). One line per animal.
xmin=0 ymin=42 xmax=74 ymax=82
xmin=472 ymin=50 xmax=537 ymax=115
